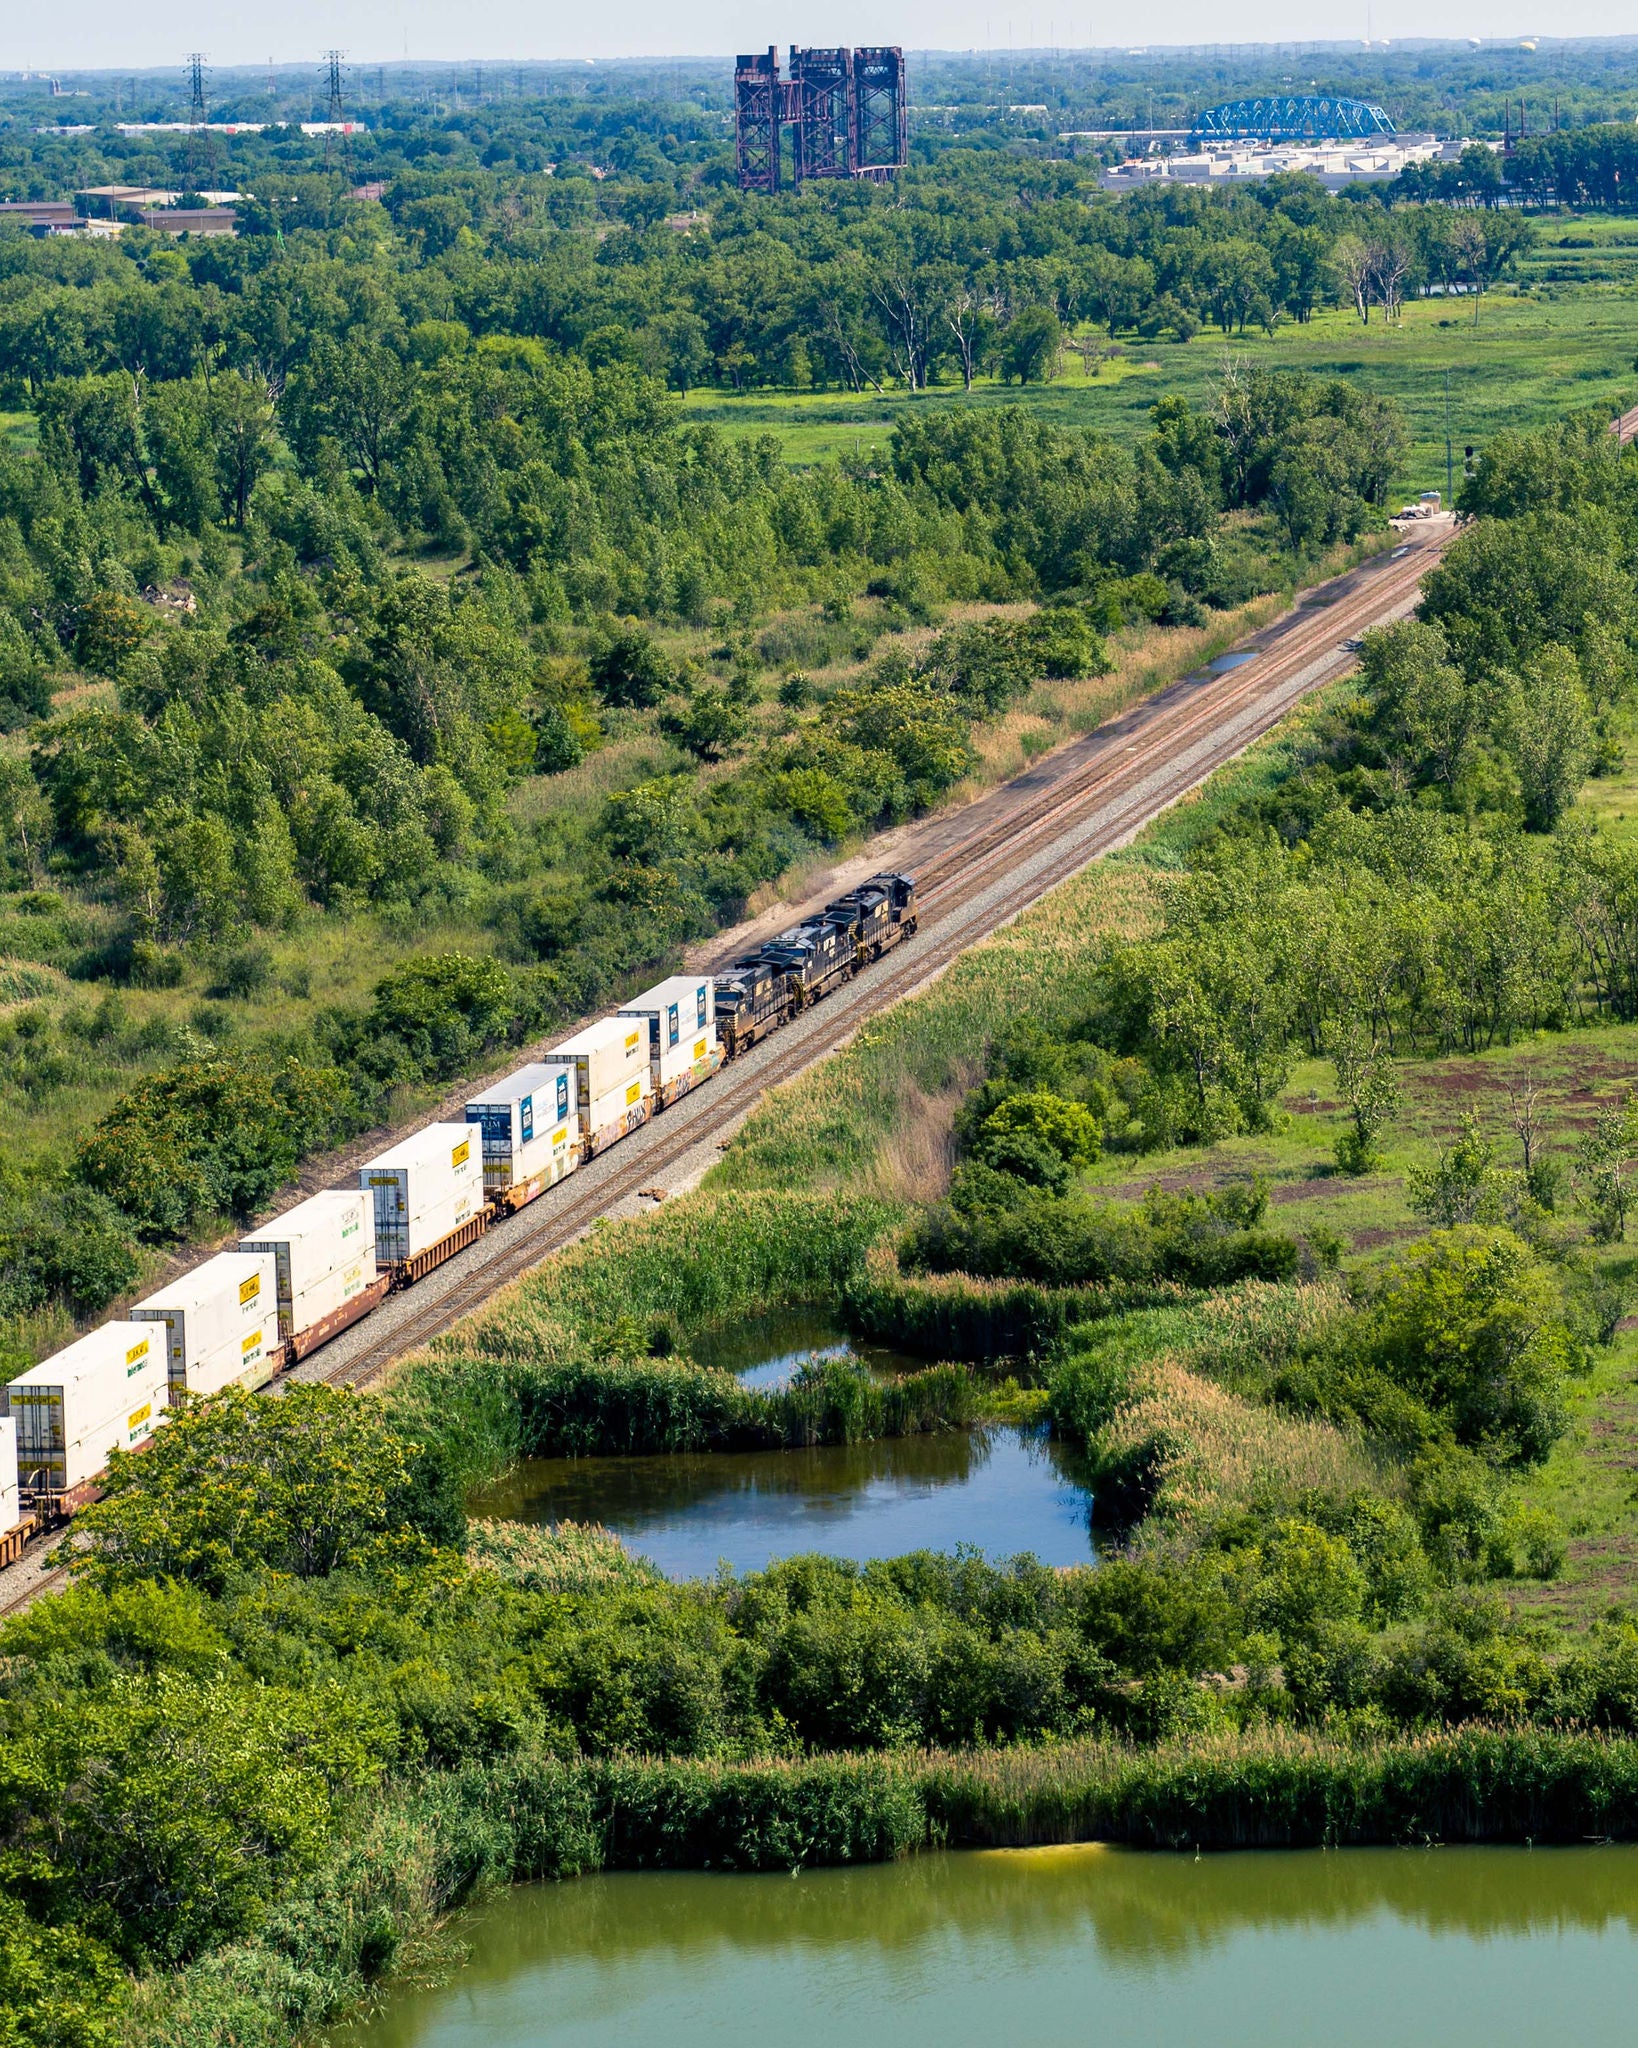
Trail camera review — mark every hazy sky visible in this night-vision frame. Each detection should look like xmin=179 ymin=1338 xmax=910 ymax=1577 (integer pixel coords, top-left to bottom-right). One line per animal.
xmin=15 ymin=0 xmax=1631 ymax=74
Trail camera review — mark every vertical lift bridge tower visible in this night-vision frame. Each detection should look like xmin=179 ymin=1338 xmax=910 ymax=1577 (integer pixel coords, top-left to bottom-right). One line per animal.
xmin=735 ymin=46 xmax=908 ymax=192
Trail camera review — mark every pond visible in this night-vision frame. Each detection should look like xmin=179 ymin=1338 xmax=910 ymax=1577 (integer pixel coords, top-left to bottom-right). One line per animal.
xmin=340 ymin=1842 xmax=1638 ymax=2048
xmin=475 ymin=1425 xmax=1096 ymax=1579
xmin=686 ymin=1306 xmax=927 ymax=1390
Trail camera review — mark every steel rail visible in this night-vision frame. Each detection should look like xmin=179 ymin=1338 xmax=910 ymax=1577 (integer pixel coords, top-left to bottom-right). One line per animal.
xmin=321 ymin=524 xmax=1452 ymax=1387
xmin=0 ymin=526 xmax=1453 ymax=1616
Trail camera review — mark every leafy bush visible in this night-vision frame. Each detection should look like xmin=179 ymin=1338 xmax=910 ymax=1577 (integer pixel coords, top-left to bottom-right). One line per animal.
xmin=76 ymin=1054 xmax=348 ymax=1240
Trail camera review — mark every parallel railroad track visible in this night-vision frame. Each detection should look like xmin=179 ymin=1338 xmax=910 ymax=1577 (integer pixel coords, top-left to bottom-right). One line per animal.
xmin=318 ymin=522 xmax=1452 ymax=1389
xmin=0 ymin=524 xmax=1454 ymax=1620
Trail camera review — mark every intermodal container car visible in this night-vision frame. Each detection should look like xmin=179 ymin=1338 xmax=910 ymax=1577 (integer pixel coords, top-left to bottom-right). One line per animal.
xmin=464 ymin=1063 xmax=579 ymax=1205
xmin=361 ymin=1123 xmax=485 ymax=1263
xmin=0 ymin=1416 xmax=19 ymax=1534
xmin=241 ymin=1190 xmax=377 ymax=1343
xmin=4 ymin=1321 xmax=169 ymax=1495
xmin=132 ymin=1252 xmax=279 ymax=1399
xmin=618 ymin=975 xmax=719 ymax=1103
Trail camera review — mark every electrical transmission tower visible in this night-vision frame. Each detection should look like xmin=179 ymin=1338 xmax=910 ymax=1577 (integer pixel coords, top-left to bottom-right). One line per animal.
xmin=322 ymin=49 xmax=349 ymax=173
xmin=185 ymin=52 xmax=208 ymax=189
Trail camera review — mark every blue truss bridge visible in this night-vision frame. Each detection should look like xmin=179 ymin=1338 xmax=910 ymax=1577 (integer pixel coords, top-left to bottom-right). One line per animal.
xmin=1189 ymin=95 xmax=1397 ymax=145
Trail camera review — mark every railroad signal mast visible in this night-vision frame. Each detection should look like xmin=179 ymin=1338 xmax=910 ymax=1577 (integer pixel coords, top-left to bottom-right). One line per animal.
xmin=735 ymin=45 xmax=907 ymax=193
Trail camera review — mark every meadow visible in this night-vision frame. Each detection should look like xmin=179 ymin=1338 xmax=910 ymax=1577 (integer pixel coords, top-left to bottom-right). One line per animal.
xmin=684 ymin=277 xmax=1638 ymax=497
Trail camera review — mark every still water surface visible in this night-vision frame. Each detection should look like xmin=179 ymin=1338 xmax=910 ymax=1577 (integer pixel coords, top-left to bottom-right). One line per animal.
xmin=477 ymin=1425 xmax=1096 ymax=1578
xmin=686 ymin=1306 xmax=921 ymax=1391
xmin=343 ymin=1843 xmax=1638 ymax=2048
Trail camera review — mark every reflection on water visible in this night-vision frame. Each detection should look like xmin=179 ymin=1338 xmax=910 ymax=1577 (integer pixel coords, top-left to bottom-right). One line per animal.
xmin=341 ymin=1844 xmax=1638 ymax=2048
xmin=474 ymin=1426 xmax=1095 ymax=1579
xmin=687 ymin=1306 xmax=925 ymax=1391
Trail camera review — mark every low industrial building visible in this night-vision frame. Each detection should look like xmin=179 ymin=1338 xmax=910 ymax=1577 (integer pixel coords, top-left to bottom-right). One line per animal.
xmin=138 ymin=206 xmax=237 ymax=236
xmin=1098 ymin=133 xmax=1477 ymax=191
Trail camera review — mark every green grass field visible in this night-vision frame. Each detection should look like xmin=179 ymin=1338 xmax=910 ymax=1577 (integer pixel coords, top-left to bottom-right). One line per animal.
xmin=683 ymin=277 xmax=1638 ymax=497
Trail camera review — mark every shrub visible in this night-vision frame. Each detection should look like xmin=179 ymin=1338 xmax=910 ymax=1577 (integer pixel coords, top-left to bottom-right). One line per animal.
xmin=361 ymin=951 xmax=518 ymax=1085
xmin=76 ymin=1054 xmax=348 ymax=1239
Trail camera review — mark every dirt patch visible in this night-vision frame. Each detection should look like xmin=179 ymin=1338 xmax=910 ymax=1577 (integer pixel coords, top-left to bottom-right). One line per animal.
xmin=1269 ymin=1175 xmax=1398 ymax=1205
xmin=1340 ymin=1225 xmax=1421 ymax=1251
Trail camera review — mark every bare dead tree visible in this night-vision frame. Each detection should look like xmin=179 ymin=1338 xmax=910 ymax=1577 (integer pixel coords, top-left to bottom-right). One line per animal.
xmin=1506 ymin=1071 xmax=1549 ymax=1179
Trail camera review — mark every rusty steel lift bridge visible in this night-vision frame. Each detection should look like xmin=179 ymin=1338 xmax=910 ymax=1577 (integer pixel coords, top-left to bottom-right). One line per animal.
xmin=734 ymin=46 xmax=908 ymax=193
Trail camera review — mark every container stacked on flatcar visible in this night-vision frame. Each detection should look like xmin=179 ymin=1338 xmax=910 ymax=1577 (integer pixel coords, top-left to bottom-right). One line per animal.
xmin=0 ymin=1417 xmax=20 ymax=1534
xmin=465 ymin=1062 xmax=580 ymax=1210
xmin=132 ymin=1252 xmax=279 ymax=1400
xmin=241 ymin=1190 xmax=384 ymax=1362
xmin=3 ymin=1321 xmax=168 ymax=1509
xmin=618 ymin=974 xmax=720 ymax=1107
xmin=361 ymin=1124 xmax=485 ymax=1276
xmin=543 ymin=1016 xmax=653 ymax=1157
xmin=0 ymin=873 xmax=917 ymax=1533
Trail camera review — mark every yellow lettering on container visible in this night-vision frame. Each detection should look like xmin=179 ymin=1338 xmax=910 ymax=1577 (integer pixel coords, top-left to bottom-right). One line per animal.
xmin=625 ymin=1081 xmax=641 ymax=1105
xmin=452 ymin=1138 xmax=471 ymax=1169
xmin=128 ymin=1404 xmax=151 ymax=1431
xmin=239 ymin=1275 xmax=260 ymax=1305
xmin=625 ymin=1031 xmax=641 ymax=1053
xmin=125 ymin=1339 xmax=149 ymax=1366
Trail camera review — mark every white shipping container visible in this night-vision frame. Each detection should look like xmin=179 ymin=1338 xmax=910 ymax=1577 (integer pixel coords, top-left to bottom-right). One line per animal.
xmin=241 ymin=1190 xmax=374 ymax=1331
xmin=545 ymin=1015 xmax=649 ymax=1110
xmin=288 ymin=1253 xmax=375 ymax=1338
xmin=181 ymin=1315 xmax=278 ymax=1400
xmin=132 ymin=1252 xmax=276 ymax=1387
xmin=512 ymin=1122 xmax=578 ymax=1191
xmin=465 ymin=1063 xmax=570 ymax=1162
xmin=465 ymin=1065 xmax=581 ymax=1194
xmin=620 ymin=974 xmax=717 ymax=1089
xmin=8 ymin=1325 xmax=168 ymax=1492
xmin=361 ymin=1123 xmax=483 ymax=1262
xmin=25 ymin=1394 xmax=164 ymax=1495
xmin=584 ymin=1071 xmax=651 ymax=1145
xmin=0 ymin=1415 xmax=18 ymax=1533
xmin=377 ymin=1187 xmax=481 ymax=1263
xmin=4 ymin=1321 xmax=164 ymax=1447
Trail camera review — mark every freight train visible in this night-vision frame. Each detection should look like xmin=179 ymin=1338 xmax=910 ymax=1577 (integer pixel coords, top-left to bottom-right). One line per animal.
xmin=0 ymin=871 xmax=918 ymax=1536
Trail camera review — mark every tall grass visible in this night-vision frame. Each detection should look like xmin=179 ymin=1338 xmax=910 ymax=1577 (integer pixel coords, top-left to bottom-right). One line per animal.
xmin=466 ymin=1519 xmax=664 ymax=1594
xmin=845 ymin=1235 xmax=1196 ymax=1363
xmin=1087 ymin=1359 xmax=1377 ymax=1533
xmin=439 ymin=1190 xmax=900 ymax=1368
xmin=412 ymin=1352 xmax=978 ymax=1465
xmin=710 ymin=862 xmax=1156 ymax=1196
xmin=132 ymin=1725 xmax=1638 ymax=2046
xmin=390 ymin=1191 xmax=904 ymax=1482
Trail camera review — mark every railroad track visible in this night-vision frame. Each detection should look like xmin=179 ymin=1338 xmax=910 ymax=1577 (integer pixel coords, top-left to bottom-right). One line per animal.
xmin=0 ymin=522 xmax=1453 ymax=1621
xmin=316 ymin=521 xmax=1452 ymax=1390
